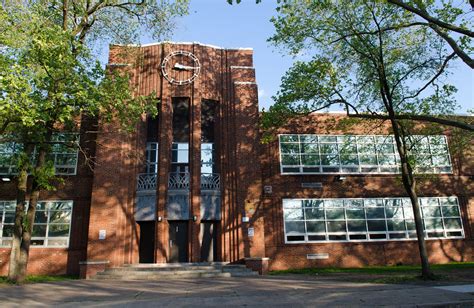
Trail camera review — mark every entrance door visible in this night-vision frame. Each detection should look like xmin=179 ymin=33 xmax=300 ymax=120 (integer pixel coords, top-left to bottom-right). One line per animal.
xmin=200 ymin=222 xmax=218 ymax=262
xmin=138 ymin=221 xmax=155 ymax=263
xmin=169 ymin=221 xmax=188 ymax=262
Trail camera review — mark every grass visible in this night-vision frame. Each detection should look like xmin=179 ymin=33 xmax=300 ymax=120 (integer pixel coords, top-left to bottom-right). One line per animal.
xmin=269 ymin=262 xmax=474 ymax=276
xmin=0 ymin=275 xmax=78 ymax=285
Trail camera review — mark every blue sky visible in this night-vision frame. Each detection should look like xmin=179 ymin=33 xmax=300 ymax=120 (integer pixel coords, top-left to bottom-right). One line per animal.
xmin=139 ymin=0 xmax=473 ymax=113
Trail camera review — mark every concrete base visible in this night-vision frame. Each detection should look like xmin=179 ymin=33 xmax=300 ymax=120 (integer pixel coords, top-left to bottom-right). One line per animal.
xmin=79 ymin=260 xmax=109 ymax=279
xmin=245 ymin=257 xmax=270 ymax=275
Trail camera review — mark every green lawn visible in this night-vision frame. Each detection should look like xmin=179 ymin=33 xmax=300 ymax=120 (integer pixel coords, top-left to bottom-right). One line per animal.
xmin=270 ymin=262 xmax=474 ymax=276
xmin=0 ymin=275 xmax=78 ymax=285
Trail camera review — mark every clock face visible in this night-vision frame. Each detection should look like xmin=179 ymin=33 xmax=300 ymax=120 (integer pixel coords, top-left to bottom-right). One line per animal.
xmin=161 ymin=51 xmax=201 ymax=85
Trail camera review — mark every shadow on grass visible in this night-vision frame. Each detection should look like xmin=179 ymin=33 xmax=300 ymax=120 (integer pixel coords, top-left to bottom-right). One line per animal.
xmin=0 ymin=275 xmax=78 ymax=285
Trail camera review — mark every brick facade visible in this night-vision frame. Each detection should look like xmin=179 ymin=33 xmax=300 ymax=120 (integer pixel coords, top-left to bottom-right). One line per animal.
xmin=0 ymin=42 xmax=472 ymax=276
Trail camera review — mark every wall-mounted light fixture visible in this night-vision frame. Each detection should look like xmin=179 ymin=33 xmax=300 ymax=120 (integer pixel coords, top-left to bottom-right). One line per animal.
xmin=338 ymin=176 xmax=347 ymax=181
xmin=1 ymin=177 xmax=11 ymax=182
xmin=157 ymin=216 xmax=162 ymax=222
xmin=192 ymin=215 xmax=197 ymax=222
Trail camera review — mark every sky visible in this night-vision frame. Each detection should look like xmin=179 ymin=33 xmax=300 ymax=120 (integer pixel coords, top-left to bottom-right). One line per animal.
xmin=137 ymin=0 xmax=473 ymax=113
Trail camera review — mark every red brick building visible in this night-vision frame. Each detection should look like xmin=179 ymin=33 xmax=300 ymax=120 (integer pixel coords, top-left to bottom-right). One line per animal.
xmin=0 ymin=42 xmax=473 ymax=277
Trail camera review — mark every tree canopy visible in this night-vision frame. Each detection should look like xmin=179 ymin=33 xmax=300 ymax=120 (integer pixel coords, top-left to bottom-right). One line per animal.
xmin=0 ymin=0 xmax=189 ymax=283
xmin=263 ymin=0 xmax=473 ymax=133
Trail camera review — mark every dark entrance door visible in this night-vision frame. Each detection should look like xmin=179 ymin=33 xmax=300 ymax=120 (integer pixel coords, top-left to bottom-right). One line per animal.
xmin=200 ymin=222 xmax=218 ymax=262
xmin=138 ymin=221 xmax=155 ymax=263
xmin=169 ymin=221 xmax=188 ymax=262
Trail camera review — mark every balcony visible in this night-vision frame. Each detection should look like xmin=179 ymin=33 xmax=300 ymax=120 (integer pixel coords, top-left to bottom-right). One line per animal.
xmin=136 ymin=172 xmax=220 ymax=192
xmin=135 ymin=172 xmax=221 ymax=221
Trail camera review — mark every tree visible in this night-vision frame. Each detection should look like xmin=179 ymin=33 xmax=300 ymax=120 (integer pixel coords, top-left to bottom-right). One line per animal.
xmin=228 ymin=0 xmax=474 ymax=69
xmin=265 ymin=0 xmax=473 ymax=279
xmin=0 ymin=0 xmax=189 ymax=283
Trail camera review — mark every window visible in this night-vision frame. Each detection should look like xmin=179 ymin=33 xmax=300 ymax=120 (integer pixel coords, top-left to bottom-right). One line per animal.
xmin=0 ymin=200 xmax=73 ymax=247
xmin=283 ymin=197 xmax=463 ymax=243
xmin=171 ymin=143 xmax=189 ymax=173
xmin=279 ymin=134 xmax=452 ymax=174
xmin=0 ymin=133 xmax=79 ymax=175
xmin=201 ymin=143 xmax=215 ymax=174
xmin=145 ymin=142 xmax=159 ymax=174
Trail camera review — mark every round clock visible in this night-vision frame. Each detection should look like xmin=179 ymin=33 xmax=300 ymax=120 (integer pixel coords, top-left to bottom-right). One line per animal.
xmin=161 ymin=51 xmax=201 ymax=85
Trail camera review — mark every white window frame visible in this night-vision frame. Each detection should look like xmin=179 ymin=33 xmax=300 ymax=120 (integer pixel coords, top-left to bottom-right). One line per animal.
xmin=0 ymin=200 xmax=73 ymax=248
xmin=278 ymin=134 xmax=452 ymax=175
xmin=282 ymin=197 xmax=464 ymax=244
xmin=0 ymin=133 xmax=80 ymax=176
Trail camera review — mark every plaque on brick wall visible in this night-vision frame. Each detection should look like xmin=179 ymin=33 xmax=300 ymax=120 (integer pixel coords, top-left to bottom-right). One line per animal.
xmin=264 ymin=185 xmax=272 ymax=194
xmin=301 ymin=182 xmax=323 ymax=189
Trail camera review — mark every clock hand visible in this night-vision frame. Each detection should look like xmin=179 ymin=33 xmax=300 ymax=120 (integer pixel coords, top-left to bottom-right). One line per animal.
xmin=173 ymin=63 xmax=199 ymax=70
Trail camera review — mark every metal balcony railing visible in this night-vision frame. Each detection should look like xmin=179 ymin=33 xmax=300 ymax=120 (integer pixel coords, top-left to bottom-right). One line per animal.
xmin=136 ymin=173 xmax=157 ymax=192
xmin=168 ymin=172 xmax=190 ymax=190
xmin=201 ymin=173 xmax=220 ymax=190
xmin=137 ymin=172 xmax=220 ymax=192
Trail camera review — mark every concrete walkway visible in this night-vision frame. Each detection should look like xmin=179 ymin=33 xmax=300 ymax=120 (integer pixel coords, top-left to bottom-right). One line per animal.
xmin=1 ymin=276 xmax=474 ymax=307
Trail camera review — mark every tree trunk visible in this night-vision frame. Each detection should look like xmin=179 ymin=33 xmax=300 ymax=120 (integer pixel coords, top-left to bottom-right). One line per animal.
xmin=8 ymin=143 xmax=34 ymax=282
xmin=391 ymin=120 xmax=434 ymax=279
xmin=9 ymin=131 xmax=51 ymax=284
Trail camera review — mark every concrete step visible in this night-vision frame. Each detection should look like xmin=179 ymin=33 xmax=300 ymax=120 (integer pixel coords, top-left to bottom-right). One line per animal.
xmin=91 ymin=263 xmax=259 ymax=280
xmin=106 ymin=265 xmax=221 ymax=272
xmin=122 ymin=262 xmax=229 ymax=268
xmin=94 ymin=271 xmax=232 ymax=280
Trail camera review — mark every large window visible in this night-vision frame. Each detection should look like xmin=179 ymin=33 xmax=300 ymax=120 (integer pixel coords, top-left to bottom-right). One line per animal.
xmin=283 ymin=197 xmax=463 ymax=243
xmin=0 ymin=200 xmax=73 ymax=247
xmin=279 ymin=134 xmax=452 ymax=174
xmin=0 ymin=133 xmax=79 ymax=175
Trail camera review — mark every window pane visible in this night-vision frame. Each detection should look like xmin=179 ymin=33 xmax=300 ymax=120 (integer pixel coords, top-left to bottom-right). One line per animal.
xmin=280 ymin=143 xmax=299 ymax=154
xmin=367 ymin=220 xmax=386 ymax=232
xmin=301 ymin=143 xmax=318 ymax=154
xmin=306 ymin=221 xmax=325 ymax=233
xmin=2 ymin=225 xmax=14 ymax=237
xmin=305 ymin=208 xmax=324 ymax=220
xmin=442 ymin=206 xmax=460 ymax=217
xmin=347 ymin=220 xmax=367 ymax=232
xmin=281 ymin=154 xmax=299 ymax=166
xmin=284 ymin=208 xmax=304 ymax=220
xmin=327 ymin=221 xmax=346 ymax=232
xmin=301 ymin=155 xmax=319 ymax=166
xmin=366 ymin=208 xmax=385 ymax=219
xmin=321 ymin=154 xmax=339 ymax=166
xmin=387 ymin=220 xmax=406 ymax=231
xmin=422 ymin=206 xmax=441 ymax=218
xmin=300 ymin=135 xmax=318 ymax=143
xmin=48 ymin=224 xmax=70 ymax=237
xmin=35 ymin=211 xmax=48 ymax=224
xmin=326 ymin=208 xmax=345 ymax=220
xmin=49 ymin=211 xmax=71 ymax=223
xmin=280 ymin=135 xmax=299 ymax=142
xmin=32 ymin=225 xmax=47 ymax=237
xmin=444 ymin=218 xmax=462 ymax=230
xmin=424 ymin=218 xmax=443 ymax=230
xmin=285 ymin=221 xmax=305 ymax=234
xmin=346 ymin=208 xmax=364 ymax=219
xmin=4 ymin=211 xmax=15 ymax=223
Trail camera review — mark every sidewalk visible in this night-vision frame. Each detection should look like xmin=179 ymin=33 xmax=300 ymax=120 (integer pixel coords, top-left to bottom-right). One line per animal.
xmin=1 ymin=275 xmax=474 ymax=307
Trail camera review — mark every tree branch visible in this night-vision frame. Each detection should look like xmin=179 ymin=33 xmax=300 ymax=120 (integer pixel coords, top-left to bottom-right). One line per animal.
xmin=348 ymin=113 xmax=474 ymax=131
xmin=400 ymin=52 xmax=456 ymax=104
xmin=387 ymin=0 xmax=474 ymax=37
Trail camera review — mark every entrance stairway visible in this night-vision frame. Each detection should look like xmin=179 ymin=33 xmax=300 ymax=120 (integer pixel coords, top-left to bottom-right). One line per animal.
xmin=93 ymin=263 xmax=259 ymax=280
